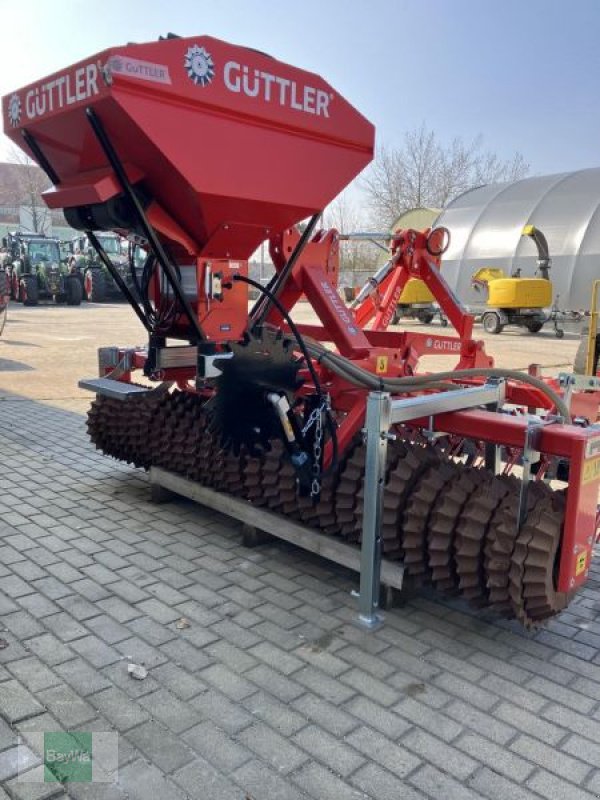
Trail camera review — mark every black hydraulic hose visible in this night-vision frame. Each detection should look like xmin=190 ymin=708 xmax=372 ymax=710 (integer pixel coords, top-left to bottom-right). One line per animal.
xmin=86 ymin=231 xmax=151 ymax=332
xmin=85 ymin=107 xmax=206 ymax=343
xmin=234 ymin=274 xmax=324 ymax=397
xmin=250 ymin=213 xmax=322 ymax=325
xmin=22 ymin=130 xmax=60 ymax=184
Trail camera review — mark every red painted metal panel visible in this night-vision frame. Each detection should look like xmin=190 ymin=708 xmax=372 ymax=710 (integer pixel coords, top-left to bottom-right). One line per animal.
xmin=3 ymin=36 xmax=374 ymax=259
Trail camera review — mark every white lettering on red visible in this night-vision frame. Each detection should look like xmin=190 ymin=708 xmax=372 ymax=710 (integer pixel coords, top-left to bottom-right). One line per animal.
xmin=22 ymin=63 xmax=99 ymax=123
xmin=223 ymin=61 xmax=331 ymax=117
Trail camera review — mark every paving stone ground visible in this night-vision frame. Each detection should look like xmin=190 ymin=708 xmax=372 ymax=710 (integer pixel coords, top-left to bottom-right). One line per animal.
xmin=1 ymin=305 xmax=600 ymax=799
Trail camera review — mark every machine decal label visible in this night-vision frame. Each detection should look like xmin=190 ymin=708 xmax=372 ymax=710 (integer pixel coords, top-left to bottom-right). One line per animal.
xmin=381 ymin=284 xmax=403 ymax=328
xmin=425 ymin=337 xmax=461 ymax=352
xmin=582 ymin=456 xmax=600 ymax=485
xmin=180 ymin=44 xmax=332 ymax=116
xmin=320 ymin=280 xmax=358 ymax=335
xmin=106 ymin=56 xmax=172 ymax=85
xmin=224 ymin=61 xmax=332 ymax=117
xmin=576 ymin=550 xmax=588 ymax=576
xmin=184 ymin=45 xmax=215 ymax=87
xmin=585 ymin=435 xmax=600 ymax=459
xmin=8 ymin=63 xmax=100 ymax=126
xmin=376 ymin=356 xmax=388 ymax=374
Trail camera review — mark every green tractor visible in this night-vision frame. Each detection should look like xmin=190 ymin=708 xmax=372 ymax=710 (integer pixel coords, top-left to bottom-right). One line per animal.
xmin=72 ymin=233 xmax=138 ymax=302
xmin=5 ymin=232 xmax=83 ymax=306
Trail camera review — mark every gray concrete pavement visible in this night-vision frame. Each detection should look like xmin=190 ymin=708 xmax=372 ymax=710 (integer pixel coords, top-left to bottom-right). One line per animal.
xmin=0 ymin=302 xmax=599 ymax=799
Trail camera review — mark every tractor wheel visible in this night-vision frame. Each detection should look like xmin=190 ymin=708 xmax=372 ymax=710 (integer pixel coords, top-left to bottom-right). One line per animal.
xmin=21 ymin=276 xmax=39 ymax=306
xmin=417 ymin=309 xmax=435 ymax=324
xmin=66 ymin=275 xmax=83 ymax=306
xmin=555 ymin=328 xmax=565 ymax=339
xmin=482 ymin=311 xmax=503 ymax=334
xmin=84 ymin=268 xmax=106 ymax=303
xmin=525 ymin=320 xmax=544 ymax=333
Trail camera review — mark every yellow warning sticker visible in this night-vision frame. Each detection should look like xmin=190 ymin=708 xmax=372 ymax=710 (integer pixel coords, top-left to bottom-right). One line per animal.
xmin=376 ymin=356 xmax=388 ymax=374
xmin=576 ymin=550 xmax=588 ymax=576
xmin=582 ymin=456 xmax=600 ymax=485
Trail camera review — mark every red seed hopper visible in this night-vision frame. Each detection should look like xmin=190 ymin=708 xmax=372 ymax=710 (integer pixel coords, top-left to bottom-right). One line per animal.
xmin=4 ymin=35 xmax=374 ymax=259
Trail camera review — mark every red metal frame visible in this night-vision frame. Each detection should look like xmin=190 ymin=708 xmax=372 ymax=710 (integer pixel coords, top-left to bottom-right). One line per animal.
xmin=99 ymin=219 xmax=600 ymax=595
xmin=352 ymin=229 xmax=474 ymax=338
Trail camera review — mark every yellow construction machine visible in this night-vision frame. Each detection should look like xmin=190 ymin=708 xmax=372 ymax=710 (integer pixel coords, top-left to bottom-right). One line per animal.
xmin=393 ymin=278 xmax=439 ymax=324
xmin=472 ymin=225 xmax=558 ymax=336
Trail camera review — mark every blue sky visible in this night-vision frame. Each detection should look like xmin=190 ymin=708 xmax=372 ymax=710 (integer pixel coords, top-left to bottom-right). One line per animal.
xmin=1 ymin=0 xmax=599 ymax=176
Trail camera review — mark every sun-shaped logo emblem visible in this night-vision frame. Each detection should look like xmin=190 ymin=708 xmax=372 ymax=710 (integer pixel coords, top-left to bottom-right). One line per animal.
xmin=8 ymin=93 xmax=21 ymax=127
xmin=184 ymin=45 xmax=215 ymax=87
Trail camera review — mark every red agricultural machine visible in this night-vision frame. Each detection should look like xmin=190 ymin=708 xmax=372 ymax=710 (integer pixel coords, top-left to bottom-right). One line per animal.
xmin=5 ymin=34 xmax=600 ymax=627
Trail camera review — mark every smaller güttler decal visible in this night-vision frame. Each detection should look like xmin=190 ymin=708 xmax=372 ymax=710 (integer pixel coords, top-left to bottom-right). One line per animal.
xmin=105 ymin=56 xmax=172 ymax=85
xmin=184 ymin=45 xmax=215 ymax=87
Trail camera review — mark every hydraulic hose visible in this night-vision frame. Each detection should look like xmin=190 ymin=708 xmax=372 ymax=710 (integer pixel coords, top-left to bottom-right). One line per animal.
xmin=304 ymin=339 xmax=571 ymax=421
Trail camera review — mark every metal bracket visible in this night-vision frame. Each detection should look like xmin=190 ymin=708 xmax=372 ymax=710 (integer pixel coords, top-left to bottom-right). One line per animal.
xmin=78 ymin=377 xmax=154 ymax=400
xmin=484 ymin=378 xmax=505 ymax=474
xmin=98 ymin=347 xmax=137 ymax=379
xmin=197 ymin=351 xmax=234 ymax=379
xmin=355 ymin=392 xmax=392 ymax=630
xmin=155 ymin=345 xmax=198 ymax=369
xmin=558 ymin=372 xmax=600 ymax=413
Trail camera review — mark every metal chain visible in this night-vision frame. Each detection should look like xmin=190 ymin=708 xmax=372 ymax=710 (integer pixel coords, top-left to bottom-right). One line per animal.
xmin=303 ymin=398 xmax=329 ymax=498
xmin=301 ymin=405 xmax=322 ymax=436
xmin=311 ymin=406 xmax=324 ymax=497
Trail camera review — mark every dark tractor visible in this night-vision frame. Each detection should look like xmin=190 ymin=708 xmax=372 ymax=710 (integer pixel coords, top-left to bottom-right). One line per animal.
xmin=72 ymin=233 xmax=138 ymax=302
xmin=5 ymin=232 xmax=83 ymax=306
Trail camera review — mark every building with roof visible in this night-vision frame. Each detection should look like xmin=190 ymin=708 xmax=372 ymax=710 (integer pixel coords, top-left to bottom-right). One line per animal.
xmin=434 ymin=168 xmax=600 ymax=311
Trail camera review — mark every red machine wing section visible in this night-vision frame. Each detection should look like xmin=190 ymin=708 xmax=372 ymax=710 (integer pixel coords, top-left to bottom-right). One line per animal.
xmin=4 ymin=36 xmax=374 ymax=258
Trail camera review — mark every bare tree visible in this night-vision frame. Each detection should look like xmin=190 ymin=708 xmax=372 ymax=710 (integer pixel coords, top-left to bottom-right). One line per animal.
xmin=324 ymin=190 xmax=381 ymax=286
xmin=0 ymin=147 xmax=52 ymax=233
xmin=362 ymin=124 xmax=529 ymax=227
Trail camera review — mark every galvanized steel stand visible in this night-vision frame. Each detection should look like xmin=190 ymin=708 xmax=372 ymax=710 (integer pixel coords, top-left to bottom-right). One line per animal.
xmin=356 ymin=382 xmax=506 ymax=630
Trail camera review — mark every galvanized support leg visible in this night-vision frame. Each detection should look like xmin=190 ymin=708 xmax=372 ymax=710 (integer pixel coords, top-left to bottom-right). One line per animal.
xmin=484 ymin=439 xmax=501 ymax=475
xmin=355 ymin=391 xmax=392 ymax=630
xmin=517 ymin=420 xmax=542 ymax=529
xmin=484 ymin=379 xmax=505 ymax=474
